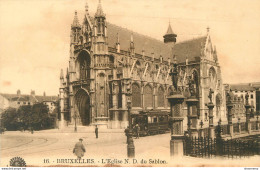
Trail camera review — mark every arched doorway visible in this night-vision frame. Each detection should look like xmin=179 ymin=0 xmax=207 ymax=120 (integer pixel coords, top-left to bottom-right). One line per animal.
xmin=75 ymin=89 xmax=91 ymax=125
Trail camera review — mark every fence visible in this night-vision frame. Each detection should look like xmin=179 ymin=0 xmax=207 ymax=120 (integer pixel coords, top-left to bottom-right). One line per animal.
xmin=184 ymin=137 xmax=216 ymax=157
xmin=184 ymin=135 xmax=260 ymax=158
xmin=221 ymin=138 xmax=259 ymax=157
xmin=241 ymin=122 xmax=246 ymax=132
xmin=251 ymin=121 xmax=257 ymax=131
xmin=233 ymin=123 xmax=239 ymax=133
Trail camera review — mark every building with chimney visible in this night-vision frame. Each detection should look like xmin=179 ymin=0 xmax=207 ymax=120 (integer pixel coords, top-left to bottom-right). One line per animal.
xmin=59 ymin=1 xmax=226 ymax=129
xmin=0 ymin=90 xmax=58 ymax=114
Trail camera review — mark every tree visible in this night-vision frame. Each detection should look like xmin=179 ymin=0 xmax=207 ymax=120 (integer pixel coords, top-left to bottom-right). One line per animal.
xmin=1 ymin=107 xmax=19 ymax=130
xmin=1 ymin=103 xmax=56 ymax=131
xmin=17 ymin=105 xmax=32 ymax=130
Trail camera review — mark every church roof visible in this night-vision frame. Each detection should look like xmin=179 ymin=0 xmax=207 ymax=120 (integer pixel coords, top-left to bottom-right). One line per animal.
xmin=106 ymin=22 xmax=207 ymax=63
xmin=164 ymin=23 xmax=175 ymax=36
xmin=107 ymin=23 xmax=172 ymax=61
xmin=230 ymin=84 xmax=255 ymax=91
xmin=172 ymin=36 xmax=207 ymax=63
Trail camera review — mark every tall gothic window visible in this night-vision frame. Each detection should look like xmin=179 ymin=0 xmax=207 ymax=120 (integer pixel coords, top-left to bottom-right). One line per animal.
xmin=78 ymin=51 xmax=91 ymax=80
xmin=118 ymin=81 xmax=122 ymax=108
xmin=144 ymin=85 xmax=153 ymax=108
xmin=80 ymin=62 xmax=86 ymax=80
xmin=209 ymin=67 xmax=216 ymax=88
xmin=158 ymin=86 xmax=164 ymax=107
xmin=109 ymin=82 xmax=113 ymax=108
xmin=132 ymin=83 xmax=141 ymax=107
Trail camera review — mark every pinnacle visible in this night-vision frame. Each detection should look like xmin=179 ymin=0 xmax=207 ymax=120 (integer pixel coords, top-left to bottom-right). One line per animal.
xmin=95 ymin=0 xmax=105 ymax=17
xmin=72 ymin=10 xmax=81 ymax=28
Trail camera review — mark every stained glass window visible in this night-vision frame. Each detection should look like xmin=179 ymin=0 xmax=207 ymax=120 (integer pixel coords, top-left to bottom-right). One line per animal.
xmin=158 ymin=86 xmax=164 ymax=107
xmin=144 ymin=85 xmax=153 ymax=108
xmin=132 ymin=83 xmax=141 ymax=107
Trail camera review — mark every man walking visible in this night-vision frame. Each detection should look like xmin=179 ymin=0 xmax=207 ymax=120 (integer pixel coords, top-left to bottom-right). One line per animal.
xmin=73 ymin=138 xmax=86 ymax=160
xmin=124 ymin=126 xmax=129 ymax=143
xmin=135 ymin=124 xmax=140 ymax=139
xmin=95 ymin=125 xmax=98 ymax=139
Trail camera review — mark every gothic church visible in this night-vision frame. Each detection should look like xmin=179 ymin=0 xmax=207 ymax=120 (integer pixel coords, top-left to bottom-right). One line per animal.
xmin=59 ymin=1 xmax=226 ymax=129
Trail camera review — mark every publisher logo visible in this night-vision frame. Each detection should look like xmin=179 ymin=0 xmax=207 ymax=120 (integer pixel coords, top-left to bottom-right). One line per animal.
xmin=9 ymin=157 xmax=26 ymax=167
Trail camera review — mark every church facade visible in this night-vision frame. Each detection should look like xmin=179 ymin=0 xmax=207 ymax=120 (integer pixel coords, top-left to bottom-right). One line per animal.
xmin=59 ymin=1 xmax=226 ymax=129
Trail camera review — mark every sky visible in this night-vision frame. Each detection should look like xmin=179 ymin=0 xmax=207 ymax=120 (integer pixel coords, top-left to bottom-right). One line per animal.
xmin=0 ymin=0 xmax=260 ymax=96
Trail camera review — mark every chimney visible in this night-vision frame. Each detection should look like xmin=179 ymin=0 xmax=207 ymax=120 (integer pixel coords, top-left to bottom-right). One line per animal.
xmin=31 ymin=90 xmax=35 ymax=97
xmin=43 ymin=91 xmax=46 ymax=97
xmin=17 ymin=89 xmax=21 ymax=96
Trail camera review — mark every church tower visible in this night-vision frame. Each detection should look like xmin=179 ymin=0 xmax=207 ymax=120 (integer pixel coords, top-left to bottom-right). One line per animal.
xmin=163 ymin=22 xmax=177 ymax=46
xmin=92 ymin=0 xmax=110 ymax=124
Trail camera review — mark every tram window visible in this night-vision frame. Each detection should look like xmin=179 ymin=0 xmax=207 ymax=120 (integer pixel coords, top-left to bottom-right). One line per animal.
xmin=159 ymin=116 xmax=164 ymax=122
xmin=153 ymin=117 xmax=157 ymax=123
xmin=148 ymin=117 xmax=152 ymax=123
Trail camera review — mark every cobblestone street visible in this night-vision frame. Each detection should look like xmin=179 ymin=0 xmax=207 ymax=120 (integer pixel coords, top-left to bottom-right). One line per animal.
xmin=1 ymin=129 xmax=259 ymax=167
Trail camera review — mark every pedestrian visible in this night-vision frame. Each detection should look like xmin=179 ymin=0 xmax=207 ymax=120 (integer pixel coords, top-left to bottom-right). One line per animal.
xmin=135 ymin=124 xmax=140 ymax=139
xmin=124 ymin=126 xmax=129 ymax=143
xmin=95 ymin=125 xmax=98 ymax=139
xmin=73 ymin=138 xmax=86 ymax=160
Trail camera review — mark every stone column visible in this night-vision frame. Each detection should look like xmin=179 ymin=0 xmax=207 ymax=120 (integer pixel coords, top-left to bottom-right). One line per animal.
xmin=227 ymin=102 xmax=234 ymax=137
xmin=186 ymin=97 xmax=199 ymax=138
xmin=245 ymin=104 xmax=251 ymax=134
xmin=256 ymin=115 xmax=259 ymax=130
xmin=207 ymin=102 xmax=215 ymax=138
xmin=238 ymin=118 xmax=241 ymax=134
xmin=167 ymin=94 xmax=185 ymax=157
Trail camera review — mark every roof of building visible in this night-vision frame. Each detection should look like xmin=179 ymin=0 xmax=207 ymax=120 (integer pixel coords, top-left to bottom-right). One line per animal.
xmin=164 ymin=23 xmax=175 ymax=36
xmin=172 ymin=36 xmax=207 ymax=63
xmin=0 ymin=93 xmax=58 ymax=103
xmin=230 ymin=84 xmax=255 ymax=91
xmin=106 ymin=22 xmax=207 ymax=63
xmin=107 ymin=23 xmax=172 ymax=60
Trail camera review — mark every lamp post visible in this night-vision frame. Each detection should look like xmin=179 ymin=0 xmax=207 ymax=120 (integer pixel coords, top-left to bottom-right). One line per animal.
xmin=127 ymin=98 xmax=135 ymax=158
xmin=168 ymin=56 xmax=185 ymax=157
xmin=245 ymin=92 xmax=251 ymax=134
xmin=207 ymin=88 xmax=215 ymax=138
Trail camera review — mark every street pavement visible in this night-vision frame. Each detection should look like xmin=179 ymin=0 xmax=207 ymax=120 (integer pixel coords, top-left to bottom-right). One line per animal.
xmin=1 ymin=129 xmax=259 ymax=167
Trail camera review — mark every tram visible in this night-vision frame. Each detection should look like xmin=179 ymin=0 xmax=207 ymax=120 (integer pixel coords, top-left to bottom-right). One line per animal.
xmin=131 ymin=110 xmax=170 ymax=136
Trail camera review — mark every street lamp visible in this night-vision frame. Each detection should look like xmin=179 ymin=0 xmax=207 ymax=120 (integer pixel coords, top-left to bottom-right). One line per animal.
xmin=127 ymin=98 xmax=135 ymax=158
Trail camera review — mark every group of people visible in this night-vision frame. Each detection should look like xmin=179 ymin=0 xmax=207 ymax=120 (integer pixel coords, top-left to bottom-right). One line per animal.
xmin=124 ymin=124 xmax=141 ymax=142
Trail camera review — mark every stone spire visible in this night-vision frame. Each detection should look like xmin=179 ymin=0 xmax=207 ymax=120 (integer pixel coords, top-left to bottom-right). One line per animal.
xmin=165 ymin=22 xmax=174 ymax=35
xmin=60 ymin=69 xmax=64 ymax=79
xmin=71 ymin=11 xmax=81 ymax=29
xmin=95 ymin=0 xmax=105 ymax=18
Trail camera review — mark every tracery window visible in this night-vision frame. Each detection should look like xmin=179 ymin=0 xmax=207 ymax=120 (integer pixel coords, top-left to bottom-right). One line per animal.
xmin=209 ymin=67 xmax=216 ymax=88
xmin=132 ymin=83 xmax=141 ymax=107
xmin=158 ymin=86 xmax=164 ymax=107
xmin=144 ymin=85 xmax=153 ymax=108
